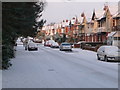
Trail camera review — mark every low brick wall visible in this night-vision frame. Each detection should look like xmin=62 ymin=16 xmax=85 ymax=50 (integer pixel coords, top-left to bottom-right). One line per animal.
xmin=80 ymin=42 xmax=103 ymax=52
xmin=84 ymin=45 xmax=102 ymax=52
xmin=74 ymin=44 xmax=80 ymax=48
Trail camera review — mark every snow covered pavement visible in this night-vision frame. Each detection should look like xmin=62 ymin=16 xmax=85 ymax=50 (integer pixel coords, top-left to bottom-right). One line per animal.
xmin=2 ymin=44 xmax=118 ymax=88
xmin=0 ymin=70 xmax=2 ymax=90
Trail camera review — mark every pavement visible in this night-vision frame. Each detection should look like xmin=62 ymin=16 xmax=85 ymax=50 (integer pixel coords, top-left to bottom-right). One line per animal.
xmin=2 ymin=44 xmax=118 ymax=88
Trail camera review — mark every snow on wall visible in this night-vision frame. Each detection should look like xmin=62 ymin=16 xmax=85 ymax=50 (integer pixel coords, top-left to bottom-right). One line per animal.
xmin=118 ymin=1 xmax=120 ymax=13
xmin=0 ymin=70 xmax=2 ymax=90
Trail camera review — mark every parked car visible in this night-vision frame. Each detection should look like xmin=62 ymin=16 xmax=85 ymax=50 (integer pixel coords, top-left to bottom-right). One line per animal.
xmin=44 ymin=41 xmax=48 ymax=46
xmin=77 ymin=41 xmax=85 ymax=44
xmin=34 ymin=38 xmax=42 ymax=43
xmin=97 ymin=46 xmax=120 ymax=61
xmin=27 ymin=42 xmax=38 ymax=51
xmin=59 ymin=42 xmax=72 ymax=51
xmin=44 ymin=41 xmax=50 ymax=46
xmin=44 ymin=40 xmax=55 ymax=47
xmin=51 ymin=42 xmax=59 ymax=48
xmin=16 ymin=38 xmax=23 ymax=45
xmin=48 ymin=40 xmax=55 ymax=47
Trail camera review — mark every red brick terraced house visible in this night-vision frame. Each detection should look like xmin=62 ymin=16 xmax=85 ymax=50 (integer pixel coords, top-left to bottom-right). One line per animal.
xmin=40 ymin=2 xmax=119 ymax=45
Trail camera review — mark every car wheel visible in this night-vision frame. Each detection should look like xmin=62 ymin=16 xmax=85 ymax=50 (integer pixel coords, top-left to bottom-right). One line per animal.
xmin=104 ymin=55 xmax=108 ymax=62
xmin=97 ymin=54 xmax=100 ymax=60
xmin=28 ymin=48 xmax=31 ymax=51
xmin=25 ymin=47 xmax=28 ymax=50
xmin=51 ymin=46 xmax=53 ymax=48
xmin=60 ymin=49 xmax=62 ymax=51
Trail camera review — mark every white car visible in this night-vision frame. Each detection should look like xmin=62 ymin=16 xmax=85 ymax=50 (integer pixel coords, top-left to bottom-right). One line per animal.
xmin=34 ymin=38 xmax=42 ymax=43
xmin=77 ymin=41 xmax=85 ymax=44
xmin=59 ymin=42 xmax=72 ymax=51
xmin=44 ymin=40 xmax=55 ymax=47
xmin=27 ymin=42 xmax=38 ymax=51
xmin=48 ymin=40 xmax=55 ymax=47
xmin=51 ymin=42 xmax=59 ymax=48
xmin=16 ymin=38 xmax=23 ymax=45
xmin=44 ymin=41 xmax=49 ymax=46
xmin=97 ymin=46 xmax=120 ymax=61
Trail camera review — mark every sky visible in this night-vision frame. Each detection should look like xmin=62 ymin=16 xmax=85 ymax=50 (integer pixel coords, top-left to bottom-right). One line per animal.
xmin=42 ymin=1 xmax=118 ymax=25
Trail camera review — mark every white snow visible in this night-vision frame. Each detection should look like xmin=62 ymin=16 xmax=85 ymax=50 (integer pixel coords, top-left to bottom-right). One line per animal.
xmin=2 ymin=44 xmax=118 ymax=88
xmin=107 ymin=31 xmax=116 ymax=37
xmin=0 ymin=70 xmax=2 ymax=90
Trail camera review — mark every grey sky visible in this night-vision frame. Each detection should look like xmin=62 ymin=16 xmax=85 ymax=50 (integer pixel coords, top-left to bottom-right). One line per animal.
xmin=42 ymin=2 xmax=118 ymax=25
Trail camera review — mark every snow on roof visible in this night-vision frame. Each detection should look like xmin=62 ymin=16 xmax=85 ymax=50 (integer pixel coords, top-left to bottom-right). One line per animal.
xmin=113 ymin=12 xmax=119 ymax=17
xmin=96 ymin=9 xmax=105 ymax=19
xmin=87 ymin=18 xmax=92 ymax=23
xmin=107 ymin=31 xmax=116 ymax=37
xmin=113 ymin=12 xmax=120 ymax=18
xmin=114 ymin=31 xmax=120 ymax=37
xmin=109 ymin=5 xmax=118 ymax=15
xmin=96 ymin=5 xmax=118 ymax=20
xmin=78 ymin=17 xmax=84 ymax=24
xmin=65 ymin=20 xmax=70 ymax=26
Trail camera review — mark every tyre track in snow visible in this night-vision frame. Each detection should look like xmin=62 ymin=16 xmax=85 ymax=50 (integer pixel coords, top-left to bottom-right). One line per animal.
xmin=39 ymin=45 xmax=118 ymax=72
xmin=38 ymin=45 xmax=118 ymax=88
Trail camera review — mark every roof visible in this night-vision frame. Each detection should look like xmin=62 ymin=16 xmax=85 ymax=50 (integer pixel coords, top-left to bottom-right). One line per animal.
xmin=96 ymin=10 xmax=105 ymax=19
xmin=114 ymin=31 xmax=120 ymax=37
xmin=96 ymin=5 xmax=118 ymax=20
xmin=78 ymin=17 xmax=84 ymax=24
xmin=109 ymin=5 xmax=118 ymax=15
xmin=107 ymin=32 xmax=116 ymax=37
xmin=113 ymin=13 xmax=120 ymax=18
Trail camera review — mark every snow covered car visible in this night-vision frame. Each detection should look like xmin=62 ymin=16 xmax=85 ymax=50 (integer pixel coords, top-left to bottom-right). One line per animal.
xmin=44 ymin=41 xmax=49 ymax=46
xmin=16 ymin=38 xmax=23 ymax=45
xmin=97 ymin=46 xmax=120 ymax=62
xmin=51 ymin=42 xmax=59 ymax=48
xmin=44 ymin=40 xmax=55 ymax=47
xmin=59 ymin=42 xmax=72 ymax=51
xmin=34 ymin=38 xmax=42 ymax=43
xmin=27 ymin=42 xmax=38 ymax=51
xmin=48 ymin=40 xmax=55 ymax=47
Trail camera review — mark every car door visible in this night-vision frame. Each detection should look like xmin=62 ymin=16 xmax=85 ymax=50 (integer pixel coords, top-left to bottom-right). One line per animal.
xmin=59 ymin=44 xmax=62 ymax=49
xmin=98 ymin=47 xmax=105 ymax=59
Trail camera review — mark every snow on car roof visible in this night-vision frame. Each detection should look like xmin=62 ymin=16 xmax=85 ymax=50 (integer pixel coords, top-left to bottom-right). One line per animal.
xmin=101 ymin=45 xmax=118 ymax=49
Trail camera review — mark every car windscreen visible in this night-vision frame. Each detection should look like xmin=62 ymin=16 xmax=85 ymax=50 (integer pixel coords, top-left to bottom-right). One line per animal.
xmin=29 ymin=43 xmax=36 ymax=47
xmin=62 ymin=44 xmax=71 ymax=46
xmin=118 ymin=49 xmax=120 ymax=52
xmin=105 ymin=47 xmax=118 ymax=52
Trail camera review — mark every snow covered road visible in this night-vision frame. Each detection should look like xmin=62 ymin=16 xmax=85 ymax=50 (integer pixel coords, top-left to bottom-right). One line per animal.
xmin=2 ymin=44 xmax=118 ymax=88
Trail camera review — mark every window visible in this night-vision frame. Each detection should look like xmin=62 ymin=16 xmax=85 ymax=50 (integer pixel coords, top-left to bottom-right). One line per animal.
xmin=114 ymin=37 xmax=120 ymax=40
xmin=113 ymin=20 xmax=115 ymax=26
xmin=98 ymin=22 xmax=100 ymax=27
xmin=98 ymin=46 xmax=105 ymax=51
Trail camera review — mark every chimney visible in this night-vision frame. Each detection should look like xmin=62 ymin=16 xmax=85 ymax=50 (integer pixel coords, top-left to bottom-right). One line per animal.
xmin=118 ymin=1 xmax=120 ymax=14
